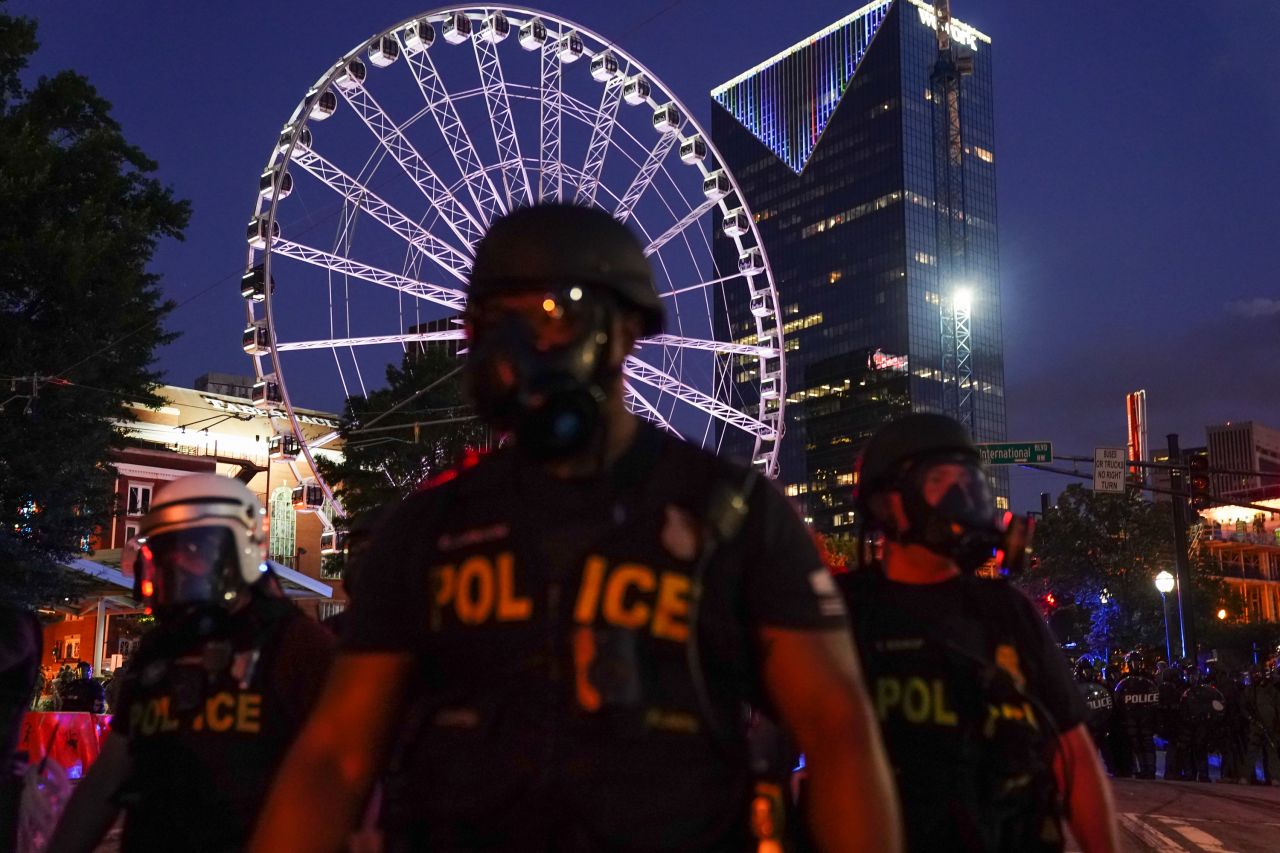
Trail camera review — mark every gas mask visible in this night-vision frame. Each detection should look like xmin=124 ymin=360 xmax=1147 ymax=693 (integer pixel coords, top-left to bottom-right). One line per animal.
xmin=891 ymin=452 xmax=1035 ymax=574
xmin=465 ymin=284 xmax=620 ymax=460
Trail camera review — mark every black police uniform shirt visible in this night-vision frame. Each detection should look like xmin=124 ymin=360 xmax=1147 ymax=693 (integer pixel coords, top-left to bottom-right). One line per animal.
xmin=344 ymin=422 xmax=849 ymax=850
xmin=110 ymin=595 xmax=334 ymax=853
xmin=839 ymin=573 xmax=1087 ymax=853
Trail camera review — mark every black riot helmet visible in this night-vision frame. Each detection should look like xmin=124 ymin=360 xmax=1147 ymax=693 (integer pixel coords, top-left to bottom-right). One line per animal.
xmin=854 ymin=413 xmax=1033 ymax=573
xmin=468 ymin=203 xmax=663 ymax=335
xmin=1126 ymin=650 xmax=1149 ymax=677
xmin=464 ymin=203 xmax=662 ymax=459
xmin=1074 ymin=657 xmax=1097 ymax=683
xmin=1184 ymin=662 xmax=1203 ymax=686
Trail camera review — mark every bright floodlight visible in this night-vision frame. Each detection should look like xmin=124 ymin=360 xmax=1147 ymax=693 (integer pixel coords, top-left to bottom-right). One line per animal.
xmin=1217 ymin=608 xmax=1227 ymax=620
xmin=953 ymin=286 xmax=973 ymax=313
xmin=1154 ymin=570 xmax=1175 ymax=594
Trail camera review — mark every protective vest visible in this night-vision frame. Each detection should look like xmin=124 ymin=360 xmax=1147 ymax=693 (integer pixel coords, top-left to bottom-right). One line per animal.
xmin=390 ymin=429 xmax=759 ymax=850
xmin=839 ymin=573 xmax=1062 ymax=853
xmin=116 ymin=596 xmax=304 ymax=853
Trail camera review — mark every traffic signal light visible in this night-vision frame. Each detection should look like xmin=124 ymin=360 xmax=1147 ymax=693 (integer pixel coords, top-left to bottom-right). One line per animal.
xmin=1188 ymin=452 xmax=1211 ymax=510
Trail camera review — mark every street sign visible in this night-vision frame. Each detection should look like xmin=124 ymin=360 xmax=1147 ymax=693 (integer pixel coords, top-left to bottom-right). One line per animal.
xmin=1093 ymin=447 xmax=1127 ymax=493
xmin=976 ymin=441 xmax=1053 ymax=465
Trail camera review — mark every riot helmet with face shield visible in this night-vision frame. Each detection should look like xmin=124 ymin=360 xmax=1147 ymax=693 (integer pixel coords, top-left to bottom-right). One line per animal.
xmin=128 ymin=474 xmax=269 ymax=618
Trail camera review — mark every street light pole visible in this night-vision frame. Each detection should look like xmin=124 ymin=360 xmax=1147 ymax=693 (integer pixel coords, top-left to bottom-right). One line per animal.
xmin=1167 ymin=434 xmax=1198 ymax=660
xmin=1155 ymin=570 xmax=1176 ymax=663
xmin=1160 ymin=593 xmax=1173 ymax=662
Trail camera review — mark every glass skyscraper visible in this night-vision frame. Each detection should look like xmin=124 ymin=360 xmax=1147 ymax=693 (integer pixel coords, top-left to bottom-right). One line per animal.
xmin=711 ymin=0 xmax=1008 ymax=531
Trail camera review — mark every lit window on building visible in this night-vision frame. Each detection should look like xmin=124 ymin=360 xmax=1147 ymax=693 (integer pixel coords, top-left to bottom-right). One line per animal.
xmin=996 ymin=496 xmax=1009 ymax=510
xmin=268 ymin=486 xmax=297 ymax=566
xmin=973 ymin=146 xmax=994 ymax=163
xmin=829 ymin=270 xmax=843 ymax=284
xmin=126 ymin=484 xmax=152 ymax=517
xmin=913 ymin=251 xmax=936 ymax=266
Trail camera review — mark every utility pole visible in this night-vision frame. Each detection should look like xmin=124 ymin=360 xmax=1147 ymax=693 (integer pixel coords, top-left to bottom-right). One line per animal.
xmin=1166 ymin=434 xmax=1198 ymax=660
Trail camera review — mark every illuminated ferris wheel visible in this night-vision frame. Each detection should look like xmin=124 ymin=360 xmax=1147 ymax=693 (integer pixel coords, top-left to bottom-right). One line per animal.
xmin=242 ymin=6 xmax=785 ymax=519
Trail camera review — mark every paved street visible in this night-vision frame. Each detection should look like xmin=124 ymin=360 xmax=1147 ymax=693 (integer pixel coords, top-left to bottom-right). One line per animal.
xmin=1069 ymin=779 xmax=1280 ymax=853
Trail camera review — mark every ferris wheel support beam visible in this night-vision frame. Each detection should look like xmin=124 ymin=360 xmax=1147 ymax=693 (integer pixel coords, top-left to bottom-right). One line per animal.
xmin=657 ymin=271 xmax=750 ymax=299
xmin=614 ymin=132 xmax=679 ymax=223
xmin=402 ymin=43 xmax=507 ymax=225
xmin=275 ymin=329 xmax=465 ymax=352
xmin=643 ymin=197 xmax=720 ymax=257
xmin=472 ymin=35 xmax=534 ymax=207
xmin=624 ymin=384 xmax=677 ymax=436
xmin=272 ymin=239 xmax=468 ymax=310
xmin=623 ymin=357 xmax=776 ymax=441
xmin=575 ymin=78 xmax=624 ymax=206
xmin=308 ymin=430 xmax=341 ymax=451
xmin=338 ymin=83 xmax=484 ymax=251
xmin=639 ymin=334 xmax=778 ymax=359
xmin=289 ymin=148 xmax=471 ymax=283
xmin=539 ymin=40 xmax=564 ymax=202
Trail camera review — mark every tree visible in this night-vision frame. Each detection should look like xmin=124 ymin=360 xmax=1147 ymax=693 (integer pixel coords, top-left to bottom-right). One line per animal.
xmin=316 ymin=347 xmax=485 ymax=575
xmin=0 ymin=5 xmax=190 ymax=607
xmin=1018 ymin=484 xmax=1236 ymax=658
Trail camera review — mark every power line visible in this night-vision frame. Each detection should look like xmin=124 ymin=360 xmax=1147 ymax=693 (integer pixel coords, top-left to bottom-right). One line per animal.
xmin=1020 ymin=463 xmax=1280 ymax=516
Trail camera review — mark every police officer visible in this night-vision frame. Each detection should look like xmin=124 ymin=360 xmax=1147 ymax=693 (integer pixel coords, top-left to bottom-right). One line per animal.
xmin=47 ymin=474 xmax=335 ymax=853
xmin=1114 ymin=651 xmax=1160 ymax=779
xmin=1243 ymin=663 xmax=1280 ymax=785
xmin=251 ymin=203 xmax=901 ymax=852
xmin=1216 ymin=667 xmax=1250 ymax=783
xmin=58 ymin=661 xmax=106 ymax=714
xmin=0 ymin=604 xmax=42 ymax=848
xmin=1076 ymin=658 xmax=1115 ymax=774
xmin=1156 ymin=664 xmax=1186 ymax=780
xmin=1178 ymin=664 xmax=1224 ymax=782
xmin=835 ymin=413 xmax=1118 ymax=853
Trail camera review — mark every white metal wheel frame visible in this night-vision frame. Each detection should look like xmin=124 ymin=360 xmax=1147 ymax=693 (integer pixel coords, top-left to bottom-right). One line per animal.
xmin=245 ymin=6 xmax=786 ymax=523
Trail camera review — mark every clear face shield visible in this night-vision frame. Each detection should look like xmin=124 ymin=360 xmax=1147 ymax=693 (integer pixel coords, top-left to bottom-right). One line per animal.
xmin=134 ymin=526 xmax=246 ymax=614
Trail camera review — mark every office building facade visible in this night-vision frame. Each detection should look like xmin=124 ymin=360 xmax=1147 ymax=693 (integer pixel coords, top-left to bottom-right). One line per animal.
xmin=1206 ymin=421 xmax=1280 ymax=501
xmin=711 ymin=0 xmax=1007 ymax=530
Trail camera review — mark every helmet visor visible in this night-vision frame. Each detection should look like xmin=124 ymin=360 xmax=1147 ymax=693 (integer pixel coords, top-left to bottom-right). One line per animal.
xmin=465 ymin=286 xmax=599 ymax=353
xmin=140 ymin=526 xmax=240 ymax=608
xmin=908 ymin=455 xmax=998 ymax=531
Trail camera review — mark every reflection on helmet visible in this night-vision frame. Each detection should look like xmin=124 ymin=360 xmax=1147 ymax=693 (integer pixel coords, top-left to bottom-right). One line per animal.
xmin=130 ymin=474 xmax=268 ymax=616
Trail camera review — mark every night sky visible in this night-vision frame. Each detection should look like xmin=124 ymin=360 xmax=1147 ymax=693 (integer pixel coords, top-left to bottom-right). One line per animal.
xmin=13 ymin=0 xmax=1280 ymax=510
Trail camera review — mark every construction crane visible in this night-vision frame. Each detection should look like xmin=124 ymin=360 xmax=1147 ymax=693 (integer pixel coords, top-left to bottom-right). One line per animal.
xmin=931 ymin=1 xmax=975 ymax=429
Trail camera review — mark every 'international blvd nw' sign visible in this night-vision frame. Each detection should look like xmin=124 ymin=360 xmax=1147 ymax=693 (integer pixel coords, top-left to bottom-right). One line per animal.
xmin=976 ymin=442 xmax=1053 ymax=466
